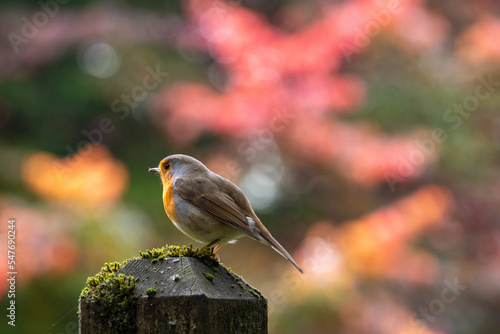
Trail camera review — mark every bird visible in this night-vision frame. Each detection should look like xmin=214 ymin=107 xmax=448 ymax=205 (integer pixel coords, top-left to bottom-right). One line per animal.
xmin=149 ymin=154 xmax=303 ymax=273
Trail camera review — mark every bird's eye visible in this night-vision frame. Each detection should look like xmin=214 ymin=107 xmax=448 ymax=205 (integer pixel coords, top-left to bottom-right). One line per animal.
xmin=163 ymin=162 xmax=170 ymax=170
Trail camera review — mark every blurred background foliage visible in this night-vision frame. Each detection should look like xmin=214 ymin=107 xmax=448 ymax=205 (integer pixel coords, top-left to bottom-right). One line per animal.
xmin=1 ymin=0 xmax=500 ymax=333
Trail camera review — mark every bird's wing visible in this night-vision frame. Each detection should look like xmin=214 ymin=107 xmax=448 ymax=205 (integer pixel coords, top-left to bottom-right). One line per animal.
xmin=173 ymin=177 xmax=256 ymax=238
xmin=175 ymin=176 xmax=304 ymax=273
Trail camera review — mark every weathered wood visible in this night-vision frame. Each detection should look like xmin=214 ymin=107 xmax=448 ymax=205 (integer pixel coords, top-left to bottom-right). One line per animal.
xmin=79 ymin=257 xmax=267 ymax=334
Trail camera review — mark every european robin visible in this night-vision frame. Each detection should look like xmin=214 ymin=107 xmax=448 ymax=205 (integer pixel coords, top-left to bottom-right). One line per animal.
xmin=149 ymin=154 xmax=303 ymax=273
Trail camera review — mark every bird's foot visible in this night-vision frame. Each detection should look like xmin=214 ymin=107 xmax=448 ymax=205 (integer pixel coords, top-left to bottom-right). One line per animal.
xmin=203 ymin=239 xmax=220 ymax=253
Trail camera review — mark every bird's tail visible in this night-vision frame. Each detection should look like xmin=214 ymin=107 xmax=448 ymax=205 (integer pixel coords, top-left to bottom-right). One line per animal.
xmin=263 ymin=233 xmax=304 ymax=274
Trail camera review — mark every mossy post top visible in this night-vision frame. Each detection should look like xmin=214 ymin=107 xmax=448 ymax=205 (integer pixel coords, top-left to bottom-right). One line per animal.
xmin=79 ymin=245 xmax=268 ymax=334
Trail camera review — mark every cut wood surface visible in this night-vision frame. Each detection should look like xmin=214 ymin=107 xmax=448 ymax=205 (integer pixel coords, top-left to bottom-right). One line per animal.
xmin=79 ymin=257 xmax=267 ymax=334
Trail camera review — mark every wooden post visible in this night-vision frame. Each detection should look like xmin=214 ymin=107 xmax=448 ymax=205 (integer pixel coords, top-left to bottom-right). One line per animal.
xmin=79 ymin=257 xmax=267 ymax=334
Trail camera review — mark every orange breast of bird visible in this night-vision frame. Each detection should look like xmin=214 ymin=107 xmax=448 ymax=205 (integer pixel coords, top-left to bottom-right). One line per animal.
xmin=162 ymin=175 xmax=177 ymax=222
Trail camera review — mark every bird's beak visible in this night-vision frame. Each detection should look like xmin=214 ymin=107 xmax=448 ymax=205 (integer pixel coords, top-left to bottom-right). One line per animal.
xmin=148 ymin=167 xmax=160 ymax=173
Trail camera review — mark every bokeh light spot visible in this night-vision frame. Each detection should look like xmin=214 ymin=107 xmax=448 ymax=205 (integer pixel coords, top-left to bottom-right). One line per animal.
xmin=77 ymin=41 xmax=121 ymax=78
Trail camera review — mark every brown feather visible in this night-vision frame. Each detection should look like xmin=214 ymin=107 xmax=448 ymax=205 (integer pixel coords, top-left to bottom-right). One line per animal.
xmin=174 ymin=178 xmax=256 ymax=238
xmin=174 ymin=173 xmax=304 ymax=274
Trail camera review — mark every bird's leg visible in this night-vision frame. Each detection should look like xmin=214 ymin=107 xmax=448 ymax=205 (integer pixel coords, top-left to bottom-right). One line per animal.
xmin=203 ymin=239 xmax=220 ymax=253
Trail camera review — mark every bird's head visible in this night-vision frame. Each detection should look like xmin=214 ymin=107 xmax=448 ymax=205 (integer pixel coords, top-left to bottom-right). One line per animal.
xmin=149 ymin=154 xmax=207 ymax=184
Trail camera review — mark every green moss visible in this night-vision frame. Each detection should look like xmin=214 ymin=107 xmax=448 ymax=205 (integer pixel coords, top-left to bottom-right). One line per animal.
xmin=79 ymin=244 xmax=228 ymax=333
xmin=227 ymin=270 xmax=240 ymax=281
xmin=145 ymin=288 xmax=157 ymax=297
xmin=225 ymin=268 xmax=264 ymax=299
xmin=249 ymin=287 xmax=264 ymax=299
xmin=139 ymin=244 xmax=219 ymax=270
xmin=204 ymin=273 xmax=214 ymax=283
xmin=79 ymin=261 xmax=137 ymax=333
